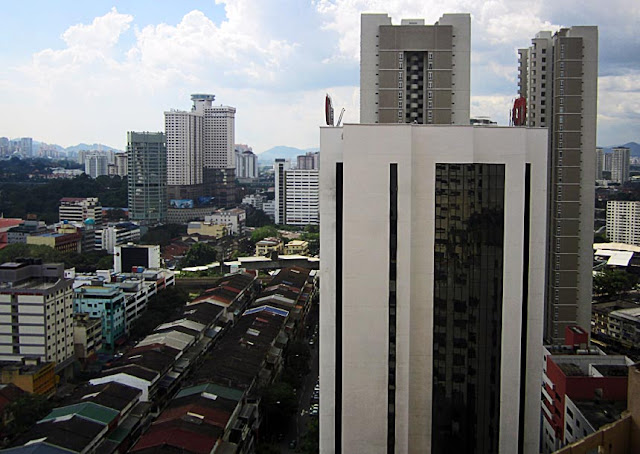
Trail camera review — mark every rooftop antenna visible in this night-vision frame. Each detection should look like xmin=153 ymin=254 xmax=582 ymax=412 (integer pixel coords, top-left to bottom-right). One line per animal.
xmin=336 ymin=108 xmax=346 ymax=127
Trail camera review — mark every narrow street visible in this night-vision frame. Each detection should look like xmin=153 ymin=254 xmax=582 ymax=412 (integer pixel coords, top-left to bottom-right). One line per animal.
xmin=280 ymin=301 xmax=319 ymax=453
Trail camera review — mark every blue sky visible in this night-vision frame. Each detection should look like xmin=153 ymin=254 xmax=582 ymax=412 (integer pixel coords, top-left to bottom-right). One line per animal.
xmin=1 ymin=0 xmax=639 ymax=152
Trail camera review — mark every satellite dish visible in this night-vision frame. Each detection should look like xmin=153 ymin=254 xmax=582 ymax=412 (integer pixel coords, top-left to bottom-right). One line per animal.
xmin=325 ymin=94 xmax=334 ymax=126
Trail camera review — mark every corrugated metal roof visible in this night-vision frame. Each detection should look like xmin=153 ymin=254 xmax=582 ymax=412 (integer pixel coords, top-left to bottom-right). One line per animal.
xmin=175 ymin=383 xmax=243 ymax=402
xmin=41 ymin=402 xmax=119 ymax=426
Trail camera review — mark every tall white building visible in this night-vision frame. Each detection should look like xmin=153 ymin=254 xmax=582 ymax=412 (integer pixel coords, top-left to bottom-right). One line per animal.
xmin=611 ymin=147 xmax=630 ymax=184
xmin=320 ymin=124 xmax=548 ymax=454
xmin=517 ymin=26 xmax=598 ymax=344
xmin=606 ymin=201 xmax=640 ymax=245
xmin=85 ymin=154 xmax=109 ymax=178
xmin=360 ymin=13 xmax=470 ymax=125
xmin=165 ymin=94 xmax=237 ymax=206
xmin=285 ymin=169 xmax=319 ymax=225
xmin=165 ymin=106 xmax=204 ymax=192
xmin=235 ymin=145 xmax=258 ymax=179
xmin=0 ymin=261 xmax=74 ymax=368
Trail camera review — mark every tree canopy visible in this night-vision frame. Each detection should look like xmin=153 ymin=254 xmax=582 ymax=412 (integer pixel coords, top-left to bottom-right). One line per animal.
xmin=593 ymin=268 xmax=638 ymax=298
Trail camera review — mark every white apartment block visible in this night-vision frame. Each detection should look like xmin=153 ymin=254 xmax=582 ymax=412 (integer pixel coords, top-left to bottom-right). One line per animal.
xmin=360 ymin=13 xmax=470 ymax=125
xmin=85 ymin=154 xmax=109 ymax=178
xmin=0 ymin=261 xmax=74 ymax=368
xmin=285 ymin=170 xmax=319 ymax=225
xmin=191 ymin=94 xmax=236 ymax=170
xmin=164 ymin=108 xmax=204 ymax=186
xmin=606 ymin=201 xmax=640 ymax=245
xmin=95 ymin=223 xmax=141 ymax=253
xmin=235 ymin=145 xmax=258 ymax=179
xmin=242 ymin=193 xmax=266 ymax=211
xmin=611 ymin=147 xmax=630 ymax=184
xmin=320 ymin=124 xmax=548 ymax=454
xmin=204 ymin=208 xmax=246 ymax=235
xmin=59 ymin=197 xmax=103 ymax=226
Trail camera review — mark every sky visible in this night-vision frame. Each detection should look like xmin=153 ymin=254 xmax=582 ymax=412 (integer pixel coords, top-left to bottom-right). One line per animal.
xmin=1 ymin=0 xmax=639 ymax=153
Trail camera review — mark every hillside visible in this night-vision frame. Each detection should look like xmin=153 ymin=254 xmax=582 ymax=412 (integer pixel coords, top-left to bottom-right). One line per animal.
xmin=257 ymin=146 xmax=318 ymax=164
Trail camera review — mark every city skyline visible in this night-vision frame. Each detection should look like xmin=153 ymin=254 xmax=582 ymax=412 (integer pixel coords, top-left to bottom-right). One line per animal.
xmin=1 ymin=0 xmax=639 ymax=152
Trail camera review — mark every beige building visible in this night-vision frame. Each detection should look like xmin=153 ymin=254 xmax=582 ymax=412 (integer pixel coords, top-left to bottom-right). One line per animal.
xmin=284 ymin=240 xmax=309 ymax=256
xmin=255 ymin=237 xmax=283 ymax=256
xmin=517 ymin=26 xmax=598 ymax=344
xmin=0 ymin=261 xmax=74 ymax=369
xmin=73 ymin=314 xmax=103 ymax=361
xmin=0 ymin=358 xmax=56 ymax=397
xmin=360 ymin=13 xmax=470 ymax=125
xmin=187 ymin=221 xmax=227 ymax=239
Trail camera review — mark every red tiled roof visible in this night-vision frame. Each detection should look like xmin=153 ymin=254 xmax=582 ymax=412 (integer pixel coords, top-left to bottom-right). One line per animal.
xmin=0 ymin=218 xmax=23 ymax=231
xmin=155 ymin=404 xmax=232 ymax=428
xmin=131 ymin=425 xmax=219 ymax=454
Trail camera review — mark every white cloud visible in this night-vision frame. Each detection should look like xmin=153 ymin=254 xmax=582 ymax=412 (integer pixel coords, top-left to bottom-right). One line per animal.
xmin=0 ymin=1 xmax=638 ymax=150
xmin=61 ymin=7 xmax=132 ymax=50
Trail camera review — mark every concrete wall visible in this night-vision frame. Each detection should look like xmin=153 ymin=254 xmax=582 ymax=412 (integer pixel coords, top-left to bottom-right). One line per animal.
xmin=320 ymin=124 xmax=547 ymax=453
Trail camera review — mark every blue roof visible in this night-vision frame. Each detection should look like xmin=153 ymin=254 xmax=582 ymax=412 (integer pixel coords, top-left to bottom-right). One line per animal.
xmin=243 ymin=305 xmax=289 ymax=318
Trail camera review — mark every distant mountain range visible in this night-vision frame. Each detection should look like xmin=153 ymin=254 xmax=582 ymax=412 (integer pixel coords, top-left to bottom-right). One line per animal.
xmin=601 ymin=142 xmax=640 ymax=157
xmin=32 ymin=141 xmax=123 ymax=155
xmin=257 ymin=146 xmax=319 ymax=164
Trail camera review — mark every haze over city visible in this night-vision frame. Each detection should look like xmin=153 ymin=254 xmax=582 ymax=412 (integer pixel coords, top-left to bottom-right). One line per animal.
xmin=1 ymin=0 xmax=639 ymax=152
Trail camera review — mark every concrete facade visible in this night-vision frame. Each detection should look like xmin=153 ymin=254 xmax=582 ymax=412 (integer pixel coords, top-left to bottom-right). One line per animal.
xmin=320 ymin=124 xmax=548 ymax=454
xmin=607 ymin=201 xmax=640 ymax=246
xmin=517 ymin=26 xmax=598 ymax=344
xmin=360 ymin=13 xmax=470 ymax=125
xmin=0 ymin=261 xmax=74 ymax=367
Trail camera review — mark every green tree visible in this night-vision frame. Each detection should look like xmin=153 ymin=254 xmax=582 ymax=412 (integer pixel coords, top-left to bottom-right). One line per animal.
xmin=181 ymin=243 xmax=218 ymax=268
xmin=5 ymin=394 xmax=53 ymax=436
xmin=593 ymin=268 xmax=638 ymax=297
xmin=299 ymin=418 xmax=319 ymax=454
xmin=141 ymin=224 xmax=187 ymax=247
xmin=261 ymin=381 xmax=297 ymax=439
xmin=251 ymin=225 xmax=278 ymax=243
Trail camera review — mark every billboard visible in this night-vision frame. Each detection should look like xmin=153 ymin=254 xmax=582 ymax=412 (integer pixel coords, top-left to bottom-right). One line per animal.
xmin=197 ymin=196 xmax=215 ymax=206
xmin=170 ymin=199 xmax=194 ymax=209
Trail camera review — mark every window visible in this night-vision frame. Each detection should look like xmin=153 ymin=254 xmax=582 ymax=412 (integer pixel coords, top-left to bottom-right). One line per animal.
xmin=428 ymin=72 xmax=433 ymax=80
xmin=428 ymin=101 xmax=433 ymax=108
xmin=398 ymin=81 xmax=403 ymax=88
xmin=398 ymin=100 xmax=403 ymax=109
xmin=398 ymin=72 xmax=403 ymax=80
xmin=428 ymin=62 xmax=433 ymax=70
xmin=428 ymin=91 xmax=433 ymax=99
xmin=428 ymin=81 xmax=433 ymax=89
xmin=399 ymin=61 xmax=403 ymax=69
xmin=398 ymin=110 xmax=403 ymax=119
xmin=398 ymin=52 xmax=403 ymax=60
xmin=428 ymin=52 xmax=433 ymax=60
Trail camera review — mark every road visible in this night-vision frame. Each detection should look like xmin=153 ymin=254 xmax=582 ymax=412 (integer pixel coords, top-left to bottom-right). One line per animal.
xmin=280 ymin=302 xmax=319 ymax=452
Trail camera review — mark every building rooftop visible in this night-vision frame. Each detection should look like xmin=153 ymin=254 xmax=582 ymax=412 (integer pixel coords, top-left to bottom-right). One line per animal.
xmin=573 ymin=399 xmax=626 ymax=431
xmin=41 ymin=402 xmax=120 ymax=426
xmin=190 ymin=308 xmax=287 ymax=390
xmin=13 ymin=415 xmax=106 ymax=453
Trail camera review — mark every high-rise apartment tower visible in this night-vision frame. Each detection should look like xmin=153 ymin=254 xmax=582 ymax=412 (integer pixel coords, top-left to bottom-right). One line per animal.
xmin=360 ymin=13 xmax=470 ymax=125
xmin=127 ymin=132 xmax=167 ymax=225
xmin=517 ymin=26 xmax=598 ymax=344
xmin=611 ymin=146 xmax=630 ymax=184
xmin=320 ymin=124 xmax=548 ymax=454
